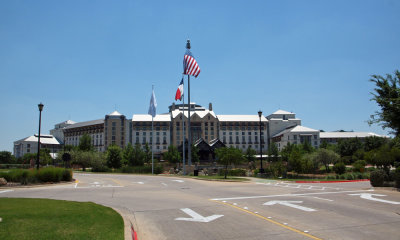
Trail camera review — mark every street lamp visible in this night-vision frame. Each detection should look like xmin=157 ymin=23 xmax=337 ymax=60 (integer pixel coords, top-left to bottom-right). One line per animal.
xmin=258 ymin=110 xmax=264 ymax=174
xmin=36 ymin=103 xmax=44 ymax=170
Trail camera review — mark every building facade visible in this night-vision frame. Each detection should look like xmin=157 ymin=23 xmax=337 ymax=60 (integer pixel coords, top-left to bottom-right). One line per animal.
xmin=13 ymin=134 xmax=62 ymax=158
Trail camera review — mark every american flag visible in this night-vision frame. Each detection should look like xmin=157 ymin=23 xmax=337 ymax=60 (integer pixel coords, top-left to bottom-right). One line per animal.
xmin=183 ymin=50 xmax=201 ymax=78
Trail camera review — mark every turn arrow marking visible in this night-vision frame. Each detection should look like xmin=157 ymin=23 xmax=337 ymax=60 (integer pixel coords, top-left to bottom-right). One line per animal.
xmin=263 ymin=201 xmax=316 ymax=212
xmin=348 ymin=193 xmax=400 ymax=205
xmin=175 ymin=208 xmax=224 ymax=222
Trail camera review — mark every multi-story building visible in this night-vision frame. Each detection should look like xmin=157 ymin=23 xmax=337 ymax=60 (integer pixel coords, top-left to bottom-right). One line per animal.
xmin=50 ymin=120 xmax=76 ymax=144
xmin=64 ymin=119 xmax=105 ymax=152
xmin=320 ymin=131 xmax=388 ymax=144
xmin=13 ymin=134 xmax=62 ymax=158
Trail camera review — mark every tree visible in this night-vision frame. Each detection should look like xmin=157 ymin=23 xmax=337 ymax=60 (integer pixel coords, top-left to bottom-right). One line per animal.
xmin=268 ymin=142 xmax=279 ymax=162
xmin=106 ymin=145 xmax=122 ymax=169
xmin=288 ymin=146 xmax=303 ymax=173
xmin=369 ymin=70 xmax=400 ymax=136
xmin=191 ymin=144 xmax=200 ymax=163
xmin=301 ymin=141 xmax=314 ymax=154
xmin=0 ymin=151 xmax=15 ymax=164
xmin=79 ymin=134 xmax=93 ymax=152
xmin=123 ymin=143 xmax=144 ymax=166
xmin=164 ymin=145 xmax=181 ymax=168
xmin=337 ymin=138 xmax=363 ymax=157
xmin=143 ymin=143 xmax=152 ymax=164
xmin=364 ymin=136 xmax=388 ymax=152
xmin=365 ymin=145 xmax=396 ymax=173
xmin=244 ymin=146 xmax=256 ymax=162
xmin=312 ymin=148 xmax=340 ymax=173
xmin=215 ymin=147 xmax=245 ymax=179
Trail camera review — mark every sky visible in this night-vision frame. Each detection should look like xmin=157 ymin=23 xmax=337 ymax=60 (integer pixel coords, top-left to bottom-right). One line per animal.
xmin=1 ymin=0 xmax=399 ymax=152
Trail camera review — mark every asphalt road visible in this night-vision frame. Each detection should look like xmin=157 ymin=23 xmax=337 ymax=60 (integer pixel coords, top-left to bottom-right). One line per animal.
xmin=1 ymin=173 xmax=400 ymax=240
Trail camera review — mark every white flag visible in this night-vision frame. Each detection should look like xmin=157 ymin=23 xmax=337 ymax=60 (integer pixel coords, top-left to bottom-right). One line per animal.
xmin=148 ymin=88 xmax=157 ymax=117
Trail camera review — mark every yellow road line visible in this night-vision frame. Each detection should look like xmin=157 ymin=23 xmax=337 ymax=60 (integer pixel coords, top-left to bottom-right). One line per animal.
xmin=212 ymin=200 xmax=322 ymax=240
xmin=108 ymin=178 xmax=124 ymax=187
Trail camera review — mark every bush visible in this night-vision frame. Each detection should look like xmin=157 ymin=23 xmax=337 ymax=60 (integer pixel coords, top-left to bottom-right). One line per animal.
xmin=395 ymin=168 xmax=400 ymax=189
xmin=62 ymin=169 xmax=73 ymax=181
xmin=92 ymin=165 xmax=111 ymax=172
xmin=333 ymin=162 xmax=346 ymax=175
xmin=370 ymin=169 xmax=386 ymax=187
xmin=120 ymin=164 xmax=163 ymax=174
xmin=218 ymin=168 xmax=247 ymax=177
xmin=0 ymin=168 xmax=73 ymax=184
xmin=352 ymin=160 xmax=366 ymax=172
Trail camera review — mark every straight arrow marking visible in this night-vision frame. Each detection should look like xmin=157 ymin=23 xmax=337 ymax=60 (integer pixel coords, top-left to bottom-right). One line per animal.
xmin=349 ymin=193 xmax=400 ymax=205
xmin=264 ymin=201 xmax=316 ymax=212
xmin=175 ymin=208 xmax=223 ymax=222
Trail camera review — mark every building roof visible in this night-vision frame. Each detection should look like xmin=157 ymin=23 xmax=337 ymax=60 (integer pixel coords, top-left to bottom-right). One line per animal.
xmin=217 ymin=115 xmax=268 ymax=122
xmin=108 ymin=110 xmax=123 ymax=116
xmin=15 ymin=134 xmax=61 ymax=145
xmin=55 ymin=120 xmax=76 ymax=125
xmin=170 ymin=109 xmax=217 ymax=119
xmin=64 ymin=119 xmax=104 ymax=129
xmin=320 ymin=132 xmax=388 ymax=139
xmin=272 ymin=109 xmax=294 ymax=115
xmin=273 ymin=125 xmax=319 ymax=137
xmin=132 ymin=114 xmax=171 ymax=122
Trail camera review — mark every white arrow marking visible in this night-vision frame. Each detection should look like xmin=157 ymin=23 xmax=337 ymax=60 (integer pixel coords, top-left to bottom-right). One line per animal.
xmin=348 ymin=193 xmax=400 ymax=205
xmin=161 ymin=182 xmax=168 ymax=186
xmin=175 ymin=208 xmax=223 ymax=223
xmin=0 ymin=190 xmax=13 ymax=194
xmin=172 ymin=180 xmax=184 ymax=183
xmin=263 ymin=201 xmax=316 ymax=212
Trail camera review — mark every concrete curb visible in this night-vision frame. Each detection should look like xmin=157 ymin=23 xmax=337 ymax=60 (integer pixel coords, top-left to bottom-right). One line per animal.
xmin=112 ymin=207 xmax=138 ymax=240
xmin=295 ymin=179 xmax=370 ymax=183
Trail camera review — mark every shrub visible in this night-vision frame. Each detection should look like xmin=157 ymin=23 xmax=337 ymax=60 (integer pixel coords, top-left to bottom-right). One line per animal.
xmin=370 ymin=169 xmax=386 ymax=187
xmin=62 ymin=169 xmax=73 ymax=181
xmin=120 ymin=164 xmax=163 ymax=174
xmin=352 ymin=160 xmax=366 ymax=172
xmin=333 ymin=162 xmax=346 ymax=175
xmin=92 ymin=165 xmax=111 ymax=172
xmin=395 ymin=167 xmax=400 ymax=189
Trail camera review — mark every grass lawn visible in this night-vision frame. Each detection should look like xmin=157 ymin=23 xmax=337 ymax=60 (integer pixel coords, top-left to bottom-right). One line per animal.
xmin=191 ymin=175 xmax=250 ymax=181
xmin=0 ymin=198 xmax=124 ymax=240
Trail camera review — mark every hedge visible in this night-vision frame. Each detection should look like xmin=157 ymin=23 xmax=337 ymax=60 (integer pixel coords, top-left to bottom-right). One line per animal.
xmin=0 ymin=167 xmax=72 ymax=185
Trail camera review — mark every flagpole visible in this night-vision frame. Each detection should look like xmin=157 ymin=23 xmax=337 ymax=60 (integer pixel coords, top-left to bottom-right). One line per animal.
xmin=186 ymin=40 xmax=192 ymax=167
xmin=182 ymin=79 xmax=186 ymax=175
xmin=151 ymin=85 xmax=154 ymax=175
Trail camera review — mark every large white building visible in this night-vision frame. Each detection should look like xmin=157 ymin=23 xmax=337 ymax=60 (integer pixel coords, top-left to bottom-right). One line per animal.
xmin=14 ymin=102 xmax=387 ymax=159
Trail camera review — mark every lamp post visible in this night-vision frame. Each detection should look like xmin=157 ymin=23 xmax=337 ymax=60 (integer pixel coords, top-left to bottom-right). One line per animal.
xmin=36 ymin=103 xmax=44 ymax=170
xmin=258 ymin=110 xmax=264 ymax=174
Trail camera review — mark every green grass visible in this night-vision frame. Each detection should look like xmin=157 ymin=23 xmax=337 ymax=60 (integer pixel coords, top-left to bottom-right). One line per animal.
xmin=0 ymin=198 xmax=124 ymax=240
xmin=190 ymin=175 xmax=250 ymax=181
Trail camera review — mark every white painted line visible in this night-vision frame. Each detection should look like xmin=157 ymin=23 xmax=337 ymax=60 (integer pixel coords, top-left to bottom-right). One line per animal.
xmin=313 ymin=196 xmax=334 ymax=202
xmin=93 ymin=182 xmax=100 ymax=184
xmin=161 ymin=183 xmax=168 ymax=186
xmin=243 ymin=207 xmax=248 ymax=210
xmin=283 ymin=223 xmax=288 ymax=225
xmin=175 ymin=208 xmax=223 ymax=223
xmin=267 ymin=217 xmax=271 ymax=219
xmin=304 ymin=230 xmax=309 ymax=233
xmin=233 ymin=203 xmax=237 ymax=206
xmin=211 ymin=189 xmax=374 ymax=201
xmin=172 ymin=180 xmax=184 ymax=183
xmin=136 ymin=182 xmax=144 ymax=184
xmin=349 ymin=193 xmax=400 ymax=205
xmin=0 ymin=190 xmax=14 ymax=194
xmin=264 ymin=200 xmax=316 ymax=212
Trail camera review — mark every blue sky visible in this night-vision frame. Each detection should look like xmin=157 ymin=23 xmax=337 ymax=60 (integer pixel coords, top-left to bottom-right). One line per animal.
xmin=1 ymin=0 xmax=399 ymax=152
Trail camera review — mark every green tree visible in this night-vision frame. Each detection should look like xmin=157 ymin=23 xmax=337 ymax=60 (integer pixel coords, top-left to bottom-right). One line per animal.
xmin=0 ymin=151 xmax=15 ymax=164
xmin=312 ymin=148 xmax=340 ymax=173
xmin=143 ymin=143 xmax=152 ymax=164
xmin=79 ymin=134 xmax=93 ymax=152
xmin=215 ymin=147 xmax=245 ymax=179
xmin=244 ymin=146 xmax=256 ymax=162
xmin=369 ymin=70 xmax=400 ymax=136
xmin=365 ymin=145 xmax=396 ymax=173
xmin=301 ymin=141 xmax=314 ymax=153
xmin=123 ymin=143 xmax=144 ymax=166
xmin=164 ymin=145 xmax=181 ymax=168
xmin=337 ymin=138 xmax=363 ymax=158
xmin=106 ymin=145 xmax=122 ymax=169
xmin=268 ymin=142 xmax=279 ymax=162
xmin=288 ymin=146 xmax=303 ymax=173
xmin=364 ymin=136 xmax=388 ymax=152
xmin=191 ymin=144 xmax=200 ymax=163
xmin=280 ymin=142 xmax=295 ymax=162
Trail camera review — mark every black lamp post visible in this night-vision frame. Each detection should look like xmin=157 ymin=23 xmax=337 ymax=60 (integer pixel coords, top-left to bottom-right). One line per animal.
xmin=36 ymin=103 xmax=44 ymax=170
xmin=258 ymin=110 xmax=264 ymax=174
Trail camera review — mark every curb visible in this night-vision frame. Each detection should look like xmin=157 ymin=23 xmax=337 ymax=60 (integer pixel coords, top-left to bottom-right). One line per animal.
xmin=112 ymin=208 xmax=138 ymax=240
xmin=295 ymin=179 xmax=370 ymax=183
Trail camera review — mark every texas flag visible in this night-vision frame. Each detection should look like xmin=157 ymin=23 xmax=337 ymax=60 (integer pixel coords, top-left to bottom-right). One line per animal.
xmin=175 ymin=78 xmax=184 ymax=101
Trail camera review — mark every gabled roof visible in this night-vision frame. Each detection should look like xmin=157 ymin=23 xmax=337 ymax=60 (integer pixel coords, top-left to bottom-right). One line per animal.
xmin=108 ymin=110 xmax=122 ymax=116
xmin=272 ymin=109 xmax=294 ymax=115
xmin=273 ymin=125 xmax=319 ymax=137
xmin=132 ymin=114 xmax=171 ymax=122
xmin=170 ymin=109 xmax=216 ymax=119
xmin=64 ymin=119 xmax=104 ymax=129
xmin=15 ymin=135 xmax=61 ymax=145
xmin=217 ymin=115 xmax=268 ymax=122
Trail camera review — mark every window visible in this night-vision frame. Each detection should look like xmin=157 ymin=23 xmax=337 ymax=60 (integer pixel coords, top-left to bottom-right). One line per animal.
xmin=294 ymin=135 xmax=297 ymax=140
xmin=143 ymin=137 xmax=146 ymax=143
xmin=136 ymin=132 xmax=139 ymax=136
xmin=112 ymin=122 xmax=116 ymax=127
xmin=136 ymin=137 xmax=139 ymax=143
